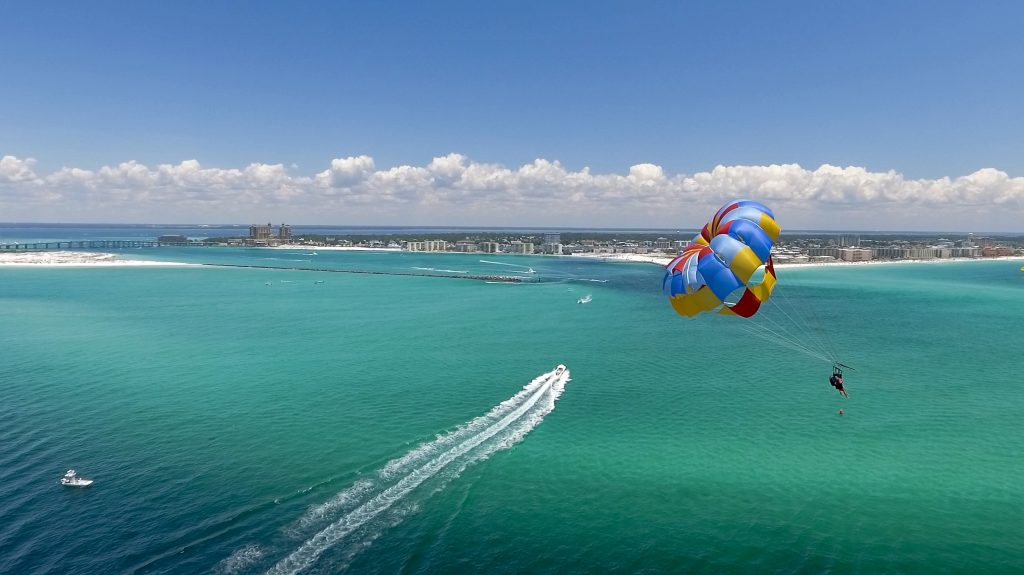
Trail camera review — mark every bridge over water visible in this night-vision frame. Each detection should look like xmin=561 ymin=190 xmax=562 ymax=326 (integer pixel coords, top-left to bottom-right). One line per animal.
xmin=0 ymin=240 xmax=213 ymax=250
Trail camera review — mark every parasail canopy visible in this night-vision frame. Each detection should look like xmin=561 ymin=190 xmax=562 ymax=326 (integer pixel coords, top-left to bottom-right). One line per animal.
xmin=663 ymin=199 xmax=780 ymax=318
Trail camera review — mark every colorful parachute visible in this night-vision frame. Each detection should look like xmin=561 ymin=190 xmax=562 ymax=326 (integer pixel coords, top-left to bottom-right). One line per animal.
xmin=663 ymin=200 xmax=780 ymax=318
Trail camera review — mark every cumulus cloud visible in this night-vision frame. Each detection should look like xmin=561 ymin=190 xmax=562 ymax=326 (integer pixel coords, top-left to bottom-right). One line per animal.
xmin=0 ymin=155 xmax=39 ymax=183
xmin=0 ymin=153 xmax=1021 ymax=229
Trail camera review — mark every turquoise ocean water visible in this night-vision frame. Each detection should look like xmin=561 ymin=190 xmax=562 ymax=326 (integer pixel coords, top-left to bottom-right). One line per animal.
xmin=2 ymin=239 xmax=1023 ymax=574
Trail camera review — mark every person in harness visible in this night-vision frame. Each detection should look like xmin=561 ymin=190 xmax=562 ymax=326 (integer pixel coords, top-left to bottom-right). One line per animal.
xmin=829 ymin=365 xmax=849 ymax=398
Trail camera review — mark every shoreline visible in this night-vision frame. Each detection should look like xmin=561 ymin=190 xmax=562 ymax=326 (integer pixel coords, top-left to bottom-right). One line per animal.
xmin=272 ymin=244 xmax=402 ymax=252
xmin=3 ymin=248 xmax=1021 ymax=269
xmin=568 ymin=251 xmax=1024 ymax=269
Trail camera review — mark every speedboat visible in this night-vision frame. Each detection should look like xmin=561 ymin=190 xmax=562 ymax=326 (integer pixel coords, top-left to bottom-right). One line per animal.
xmin=577 ymin=294 xmax=592 ymax=304
xmin=60 ymin=469 xmax=93 ymax=487
xmin=554 ymin=364 xmax=566 ymax=376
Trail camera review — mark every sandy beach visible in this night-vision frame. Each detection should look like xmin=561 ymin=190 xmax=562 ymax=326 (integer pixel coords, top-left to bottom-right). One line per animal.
xmin=3 ymin=248 xmax=1020 ymax=269
xmin=0 ymin=251 xmax=195 ymax=267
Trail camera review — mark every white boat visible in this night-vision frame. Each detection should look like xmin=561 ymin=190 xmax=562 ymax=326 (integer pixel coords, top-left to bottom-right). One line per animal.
xmin=60 ymin=469 xmax=93 ymax=487
xmin=577 ymin=294 xmax=592 ymax=304
xmin=554 ymin=364 xmax=567 ymax=376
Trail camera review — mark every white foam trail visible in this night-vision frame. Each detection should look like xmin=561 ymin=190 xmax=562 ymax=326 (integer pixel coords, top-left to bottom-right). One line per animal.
xmin=286 ymin=479 xmax=375 ymax=536
xmin=217 ymin=545 xmax=265 ymax=574
xmin=266 ymin=368 xmax=569 ymax=575
xmin=479 ymin=259 xmax=536 ymax=272
xmin=411 ymin=267 xmax=469 ymax=274
xmin=378 ymin=371 xmax=554 ymax=480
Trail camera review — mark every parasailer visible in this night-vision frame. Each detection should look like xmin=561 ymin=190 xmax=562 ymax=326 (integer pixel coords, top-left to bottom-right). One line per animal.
xmin=829 ymin=363 xmax=854 ymax=398
xmin=663 ymin=199 xmax=855 ymax=402
xmin=829 ymin=366 xmax=848 ymax=398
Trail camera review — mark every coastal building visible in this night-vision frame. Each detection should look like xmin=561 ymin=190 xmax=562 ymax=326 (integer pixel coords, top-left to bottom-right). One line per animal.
xmin=541 ymin=233 xmax=563 ymax=255
xmin=406 ymin=240 xmax=449 ymax=252
xmin=982 ymin=246 xmax=1014 ymax=257
xmin=508 ymin=241 xmax=534 ymax=255
xmin=478 ymin=241 xmax=500 ymax=253
xmin=905 ymin=247 xmax=938 ymax=259
xmin=774 ymin=254 xmax=809 ymax=264
xmin=249 ymin=223 xmax=274 ymax=241
xmin=839 ymin=248 xmax=873 ymax=262
xmin=246 ymin=222 xmax=291 ymax=246
xmin=807 ymin=247 xmax=840 ymax=258
xmin=873 ymin=247 xmax=909 ymax=259
xmin=950 ymin=246 xmax=981 ymax=258
xmin=454 ymin=241 xmax=477 ymax=253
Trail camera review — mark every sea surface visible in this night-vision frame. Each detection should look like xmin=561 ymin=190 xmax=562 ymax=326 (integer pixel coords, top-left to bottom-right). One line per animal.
xmin=2 ymin=228 xmax=1023 ymax=574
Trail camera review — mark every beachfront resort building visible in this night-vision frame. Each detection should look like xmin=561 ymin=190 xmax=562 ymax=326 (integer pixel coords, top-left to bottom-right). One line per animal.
xmin=982 ymin=246 xmax=1015 ymax=257
xmin=406 ymin=240 xmax=449 ymax=252
xmin=509 ymin=241 xmax=535 ymax=255
xmin=839 ymin=248 xmax=873 ymax=262
xmin=249 ymin=223 xmax=273 ymax=241
xmin=542 ymin=233 xmax=563 ymax=255
xmin=245 ymin=222 xmax=293 ymax=246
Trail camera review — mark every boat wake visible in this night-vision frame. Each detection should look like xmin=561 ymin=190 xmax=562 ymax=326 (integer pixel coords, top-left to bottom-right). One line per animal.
xmin=248 ymin=366 xmax=570 ymax=575
xmin=479 ymin=259 xmax=537 ymax=273
xmin=411 ymin=266 xmax=468 ymax=274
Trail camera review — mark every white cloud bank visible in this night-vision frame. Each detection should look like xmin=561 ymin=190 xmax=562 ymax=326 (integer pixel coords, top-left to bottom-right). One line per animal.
xmin=2 ymin=153 xmax=1022 ymax=231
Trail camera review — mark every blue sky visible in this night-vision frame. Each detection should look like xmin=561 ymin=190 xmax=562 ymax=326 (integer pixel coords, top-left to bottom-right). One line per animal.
xmin=2 ymin=1 xmax=1023 ymax=229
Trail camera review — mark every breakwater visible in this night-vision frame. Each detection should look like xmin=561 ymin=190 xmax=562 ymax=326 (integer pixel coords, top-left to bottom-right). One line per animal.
xmin=203 ymin=262 xmax=526 ymax=282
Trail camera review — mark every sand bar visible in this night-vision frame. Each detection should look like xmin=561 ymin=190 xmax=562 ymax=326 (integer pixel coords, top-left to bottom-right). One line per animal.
xmin=0 ymin=251 xmax=195 ymax=267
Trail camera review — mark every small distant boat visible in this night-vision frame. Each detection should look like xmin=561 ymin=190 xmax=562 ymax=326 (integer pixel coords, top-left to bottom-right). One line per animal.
xmin=265 ymin=281 xmax=271 ymax=286
xmin=555 ymin=364 xmax=567 ymax=376
xmin=60 ymin=469 xmax=93 ymax=488
xmin=314 ymin=280 xmax=324 ymax=284
xmin=577 ymin=294 xmax=592 ymax=304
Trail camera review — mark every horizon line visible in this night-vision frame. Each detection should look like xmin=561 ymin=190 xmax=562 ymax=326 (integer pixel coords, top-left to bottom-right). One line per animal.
xmin=1 ymin=221 xmax=1020 ymax=236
